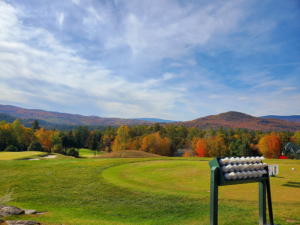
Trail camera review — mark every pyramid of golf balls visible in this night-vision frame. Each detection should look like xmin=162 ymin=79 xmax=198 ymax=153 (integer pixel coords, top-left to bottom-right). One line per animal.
xmin=219 ymin=156 xmax=268 ymax=180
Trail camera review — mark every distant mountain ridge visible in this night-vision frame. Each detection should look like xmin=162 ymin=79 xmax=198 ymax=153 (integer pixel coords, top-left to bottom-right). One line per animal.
xmin=1 ymin=104 xmax=300 ymax=131
xmin=260 ymin=115 xmax=300 ymax=123
xmin=131 ymin=118 xmax=181 ymax=123
xmin=0 ymin=104 xmax=154 ymax=126
xmin=176 ymin=111 xmax=300 ymax=132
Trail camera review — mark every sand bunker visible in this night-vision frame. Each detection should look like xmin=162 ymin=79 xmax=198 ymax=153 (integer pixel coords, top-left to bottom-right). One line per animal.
xmin=41 ymin=155 xmax=57 ymax=159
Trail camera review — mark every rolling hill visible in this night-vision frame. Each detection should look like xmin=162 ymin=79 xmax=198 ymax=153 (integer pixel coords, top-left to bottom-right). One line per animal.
xmin=176 ymin=111 xmax=300 ymax=132
xmin=0 ymin=104 xmax=154 ymax=126
xmin=1 ymin=104 xmax=300 ymax=131
xmin=260 ymin=115 xmax=300 ymax=123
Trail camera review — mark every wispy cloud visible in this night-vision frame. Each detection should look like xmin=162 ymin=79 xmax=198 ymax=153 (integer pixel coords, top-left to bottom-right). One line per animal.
xmin=0 ymin=0 xmax=299 ymax=120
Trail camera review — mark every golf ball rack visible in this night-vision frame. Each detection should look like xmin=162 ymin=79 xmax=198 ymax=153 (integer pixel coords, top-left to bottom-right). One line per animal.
xmin=209 ymin=156 xmax=276 ymax=225
xmin=209 ymin=156 xmax=269 ymax=186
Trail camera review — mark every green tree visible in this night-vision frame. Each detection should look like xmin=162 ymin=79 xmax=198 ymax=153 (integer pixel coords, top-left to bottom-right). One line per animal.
xmin=67 ymin=147 xmax=79 ymax=157
xmin=51 ymin=144 xmax=64 ymax=154
xmin=31 ymin=120 xmax=40 ymax=132
xmin=241 ymin=139 xmax=252 ymax=156
xmin=74 ymin=126 xmax=90 ymax=148
xmin=51 ymin=132 xmax=62 ymax=148
xmin=28 ymin=141 xmax=44 ymax=152
xmin=5 ymin=145 xmax=18 ymax=152
xmin=89 ymin=134 xmax=98 ymax=150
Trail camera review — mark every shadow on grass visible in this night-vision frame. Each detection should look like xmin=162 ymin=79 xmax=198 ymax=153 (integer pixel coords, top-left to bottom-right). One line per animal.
xmin=282 ymin=181 xmax=300 ymax=188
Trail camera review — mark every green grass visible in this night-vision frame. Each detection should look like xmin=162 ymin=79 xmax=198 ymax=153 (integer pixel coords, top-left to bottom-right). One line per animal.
xmin=0 ymin=157 xmax=299 ymax=225
xmin=78 ymin=148 xmax=104 ymax=158
xmin=0 ymin=151 xmax=46 ymax=160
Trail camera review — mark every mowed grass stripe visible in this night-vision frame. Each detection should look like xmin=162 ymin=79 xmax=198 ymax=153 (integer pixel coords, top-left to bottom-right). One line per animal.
xmin=102 ymin=160 xmax=300 ymax=203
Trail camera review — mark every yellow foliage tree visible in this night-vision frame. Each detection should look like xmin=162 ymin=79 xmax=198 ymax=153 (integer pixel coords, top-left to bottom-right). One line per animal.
xmin=258 ymin=134 xmax=270 ymax=158
xmin=35 ymin=128 xmax=54 ymax=152
xmin=112 ymin=125 xmax=131 ymax=151
xmin=292 ymin=132 xmax=300 ymax=146
xmin=141 ymin=132 xmax=170 ymax=156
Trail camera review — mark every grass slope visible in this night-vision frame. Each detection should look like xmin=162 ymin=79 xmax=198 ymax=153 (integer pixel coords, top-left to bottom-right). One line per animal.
xmin=0 ymin=151 xmax=46 ymax=160
xmin=98 ymin=150 xmax=163 ymax=158
xmin=0 ymin=158 xmax=299 ymax=224
xmin=78 ymin=148 xmax=105 ymax=158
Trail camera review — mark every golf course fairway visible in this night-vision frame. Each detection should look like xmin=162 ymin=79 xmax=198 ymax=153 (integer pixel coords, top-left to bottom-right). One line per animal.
xmin=102 ymin=160 xmax=300 ymax=202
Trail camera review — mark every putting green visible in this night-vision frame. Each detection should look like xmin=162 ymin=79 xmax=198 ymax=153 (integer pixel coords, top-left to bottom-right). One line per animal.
xmin=102 ymin=160 xmax=300 ymax=203
xmin=0 ymin=151 xmax=45 ymax=160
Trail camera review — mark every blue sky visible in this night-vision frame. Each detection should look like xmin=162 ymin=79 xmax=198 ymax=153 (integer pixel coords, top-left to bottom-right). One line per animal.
xmin=0 ymin=0 xmax=299 ymax=121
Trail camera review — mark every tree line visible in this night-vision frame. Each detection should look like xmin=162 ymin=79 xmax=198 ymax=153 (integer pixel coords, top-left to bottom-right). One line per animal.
xmin=1 ymin=119 xmax=300 ymax=158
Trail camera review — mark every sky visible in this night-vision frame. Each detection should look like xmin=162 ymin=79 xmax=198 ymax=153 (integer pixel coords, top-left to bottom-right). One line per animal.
xmin=0 ymin=0 xmax=299 ymax=121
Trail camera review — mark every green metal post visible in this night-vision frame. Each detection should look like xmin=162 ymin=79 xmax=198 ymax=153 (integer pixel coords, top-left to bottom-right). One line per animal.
xmin=259 ymin=180 xmax=266 ymax=225
xmin=266 ymin=178 xmax=275 ymax=225
xmin=210 ymin=166 xmax=219 ymax=225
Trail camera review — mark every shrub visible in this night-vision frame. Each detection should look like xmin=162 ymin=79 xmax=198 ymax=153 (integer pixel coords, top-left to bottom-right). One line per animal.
xmin=51 ymin=144 xmax=64 ymax=154
xmin=294 ymin=154 xmax=300 ymax=160
xmin=67 ymin=147 xmax=79 ymax=157
xmin=28 ymin=141 xmax=44 ymax=152
xmin=4 ymin=145 xmax=18 ymax=152
xmin=287 ymin=155 xmax=295 ymax=159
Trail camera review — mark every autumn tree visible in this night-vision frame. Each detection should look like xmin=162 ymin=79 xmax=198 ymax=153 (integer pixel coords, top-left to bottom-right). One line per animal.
xmin=35 ymin=128 xmax=53 ymax=152
xmin=258 ymin=132 xmax=281 ymax=158
xmin=130 ymin=137 xmax=141 ymax=150
xmin=292 ymin=132 xmax=300 ymax=146
xmin=112 ymin=125 xmax=131 ymax=151
xmin=141 ymin=132 xmax=171 ymax=156
xmin=209 ymin=133 xmax=228 ymax=157
xmin=268 ymin=132 xmax=282 ymax=158
xmin=195 ymin=138 xmax=208 ymax=157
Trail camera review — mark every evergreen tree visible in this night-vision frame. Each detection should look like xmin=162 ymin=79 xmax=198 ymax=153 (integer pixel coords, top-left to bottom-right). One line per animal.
xmin=241 ymin=139 xmax=252 ymax=156
xmin=31 ymin=120 xmax=40 ymax=132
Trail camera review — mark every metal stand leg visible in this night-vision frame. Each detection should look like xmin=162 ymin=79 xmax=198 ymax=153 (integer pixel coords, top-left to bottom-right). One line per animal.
xmin=210 ymin=167 xmax=219 ymax=225
xmin=266 ymin=178 xmax=276 ymax=225
xmin=259 ymin=180 xmax=266 ymax=225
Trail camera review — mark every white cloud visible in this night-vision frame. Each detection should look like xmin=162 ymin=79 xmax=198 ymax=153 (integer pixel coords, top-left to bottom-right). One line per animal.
xmin=209 ymin=95 xmax=222 ymax=99
xmin=163 ymin=73 xmax=175 ymax=80
xmin=0 ymin=0 xmax=299 ymax=120
xmin=72 ymin=0 xmax=80 ymax=5
xmin=57 ymin=13 xmax=64 ymax=28
xmin=0 ymin=1 xmax=187 ymax=119
xmin=282 ymin=87 xmax=296 ymax=90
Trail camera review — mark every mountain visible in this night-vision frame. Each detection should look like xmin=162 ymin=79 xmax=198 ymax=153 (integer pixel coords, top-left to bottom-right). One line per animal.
xmin=1 ymin=104 xmax=300 ymax=132
xmin=0 ymin=113 xmax=110 ymax=131
xmin=176 ymin=111 xmax=300 ymax=132
xmin=0 ymin=104 xmax=154 ymax=126
xmin=260 ymin=115 xmax=300 ymax=123
xmin=131 ymin=118 xmax=181 ymax=123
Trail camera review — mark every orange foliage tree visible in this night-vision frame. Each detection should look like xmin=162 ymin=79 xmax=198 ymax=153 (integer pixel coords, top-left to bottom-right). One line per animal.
xmin=35 ymin=128 xmax=54 ymax=152
xmin=258 ymin=132 xmax=282 ymax=158
xmin=195 ymin=138 xmax=208 ymax=157
xmin=141 ymin=132 xmax=170 ymax=156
